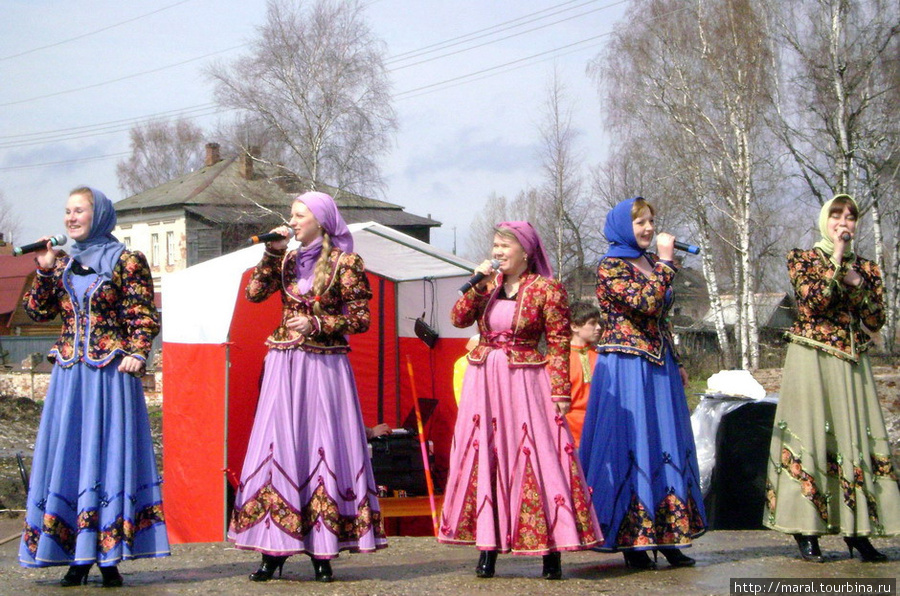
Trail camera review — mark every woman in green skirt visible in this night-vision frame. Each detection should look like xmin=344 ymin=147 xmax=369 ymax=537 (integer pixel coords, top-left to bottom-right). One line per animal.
xmin=764 ymin=194 xmax=900 ymax=562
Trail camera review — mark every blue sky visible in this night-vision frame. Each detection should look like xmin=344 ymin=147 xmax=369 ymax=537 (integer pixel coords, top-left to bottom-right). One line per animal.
xmin=0 ymin=0 xmax=627 ymax=255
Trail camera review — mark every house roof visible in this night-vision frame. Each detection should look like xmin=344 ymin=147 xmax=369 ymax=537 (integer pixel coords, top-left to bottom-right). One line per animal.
xmin=114 ymin=156 xmax=439 ymax=228
xmin=0 ymin=256 xmax=38 ymax=322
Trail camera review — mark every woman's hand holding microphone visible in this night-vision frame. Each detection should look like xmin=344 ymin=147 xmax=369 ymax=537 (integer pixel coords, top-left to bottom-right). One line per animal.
xmin=266 ymin=225 xmax=292 ymax=251
xmin=833 ymin=227 xmax=862 ymax=287
xmin=656 ymin=233 xmax=676 ymax=262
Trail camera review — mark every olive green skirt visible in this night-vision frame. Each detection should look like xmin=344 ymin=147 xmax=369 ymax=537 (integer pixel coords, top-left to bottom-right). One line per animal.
xmin=764 ymin=342 xmax=900 ymax=536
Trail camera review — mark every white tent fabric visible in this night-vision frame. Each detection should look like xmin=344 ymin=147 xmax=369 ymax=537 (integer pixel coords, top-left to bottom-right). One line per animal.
xmin=163 ymin=243 xmax=267 ymax=344
xmin=162 ymin=222 xmax=477 ymax=345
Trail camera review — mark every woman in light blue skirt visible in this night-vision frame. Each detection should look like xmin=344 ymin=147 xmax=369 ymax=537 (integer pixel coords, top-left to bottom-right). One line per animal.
xmin=18 ymin=187 xmax=169 ymax=587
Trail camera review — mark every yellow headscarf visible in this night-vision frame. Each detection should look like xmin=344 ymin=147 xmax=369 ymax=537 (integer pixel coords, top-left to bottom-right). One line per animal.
xmin=813 ymin=194 xmax=857 ymax=262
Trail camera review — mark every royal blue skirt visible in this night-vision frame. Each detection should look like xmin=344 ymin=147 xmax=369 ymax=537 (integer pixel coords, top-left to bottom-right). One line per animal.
xmin=579 ymin=350 xmax=706 ymax=551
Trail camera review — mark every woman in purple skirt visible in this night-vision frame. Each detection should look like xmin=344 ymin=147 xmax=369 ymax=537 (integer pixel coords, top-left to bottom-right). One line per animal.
xmin=437 ymin=221 xmax=601 ymax=580
xmin=19 ymin=187 xmax=169 ymax=587
xmin=227 ymin=191 xmax=387 ymax=582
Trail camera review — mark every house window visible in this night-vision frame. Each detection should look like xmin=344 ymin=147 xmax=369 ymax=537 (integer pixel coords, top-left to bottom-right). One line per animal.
xmin=166 ymin=231 xmax=176 ymax=266
xmin=151 ymin=233 xmax=159 ymax=266
xmin=123 ymin=236 xmax=131 ymax=249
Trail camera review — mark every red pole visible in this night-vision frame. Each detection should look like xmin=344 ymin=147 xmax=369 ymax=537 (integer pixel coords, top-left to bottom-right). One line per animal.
xmin=406 ymin=355 xmax=439 ymax=536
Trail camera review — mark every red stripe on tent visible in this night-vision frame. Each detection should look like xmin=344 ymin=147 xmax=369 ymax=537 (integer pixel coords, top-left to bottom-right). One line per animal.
xmin=162 ymin=342 xmax=228 ymax=544
xmin=226 ymin=269 xmax=283 ymax=482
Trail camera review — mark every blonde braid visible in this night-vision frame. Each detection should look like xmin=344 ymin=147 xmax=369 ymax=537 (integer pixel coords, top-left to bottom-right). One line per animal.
xmin=310 ymin=233 xmax=333 ymax=316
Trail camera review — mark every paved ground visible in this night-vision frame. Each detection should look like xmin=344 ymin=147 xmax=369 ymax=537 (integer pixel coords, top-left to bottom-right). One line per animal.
xmin=1 ymin=514 xmax=899 ymax=595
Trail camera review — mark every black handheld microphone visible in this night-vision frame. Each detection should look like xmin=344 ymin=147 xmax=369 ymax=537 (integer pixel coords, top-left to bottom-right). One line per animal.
xmin=13 ymin=234 xmax=67 ymax=256
xmin=840 ymin=232 xmax=852 ymax=241
xmin=673 ymin=240 xmax=701 ymax=255
xmin=247 ymin=232 xmax=289 ymax=245
xmin=459 ymin=259 xmax=500 ymax=295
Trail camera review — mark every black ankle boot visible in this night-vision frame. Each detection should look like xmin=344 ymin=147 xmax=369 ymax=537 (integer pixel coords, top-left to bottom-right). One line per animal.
xmin=623 ymin=550 xmax=656 ymax=570
xmin=60 ymin=564 xmax=92 ymax=587
xmin=845 ymin=537 xmax=888 ymax=563
xmin=99 ymin=565 xmax=123 ymax=588
xmin=475 ymin=550 xmax=498 ymax=578
xmin=658 ymin=548 xmax=696 ymax=567
xmin=249 ymin=554 xmax=288 ymax=581
xmin=793 ymin=534 xmax=824 ymax=563
xmin=542 ymin=552 xmax=562 ymax=580
xmin=312 ymin=558 xmax=334 ymax=582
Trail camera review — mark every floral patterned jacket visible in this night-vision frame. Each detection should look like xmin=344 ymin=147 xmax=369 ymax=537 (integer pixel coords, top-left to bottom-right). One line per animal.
xmin=24 ymin=251 xmax=159 ymax=368
xmin=785 ymin=248 xmax=884 ymax=362
xmin=595 ymin=254 xmax=680 ymax=366
xmin=451 ymin=273 xmax=572 ymax=401
xmin=245 ymin=246 xmax=372 ymax=353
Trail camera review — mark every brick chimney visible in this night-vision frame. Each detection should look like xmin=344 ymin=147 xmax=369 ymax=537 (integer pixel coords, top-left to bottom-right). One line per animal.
xmin=205 ymin=142 xmax=221 ymax=167
xmin=240 ymin=146 xmax=260 ymax=180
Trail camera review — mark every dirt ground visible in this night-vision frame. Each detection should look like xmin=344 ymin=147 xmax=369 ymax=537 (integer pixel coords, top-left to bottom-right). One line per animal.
xmin=2 ymin=517 xmax=900 ymax=595
xmin=1 ymin=362 xmax=899 ymax=594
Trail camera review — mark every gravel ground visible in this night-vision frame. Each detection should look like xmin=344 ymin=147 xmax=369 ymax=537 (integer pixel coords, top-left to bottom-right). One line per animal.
xmin=1 ymin=362 xmax=898 ymax=594
xmin=2 ymin=517 xmax=900 ymax=595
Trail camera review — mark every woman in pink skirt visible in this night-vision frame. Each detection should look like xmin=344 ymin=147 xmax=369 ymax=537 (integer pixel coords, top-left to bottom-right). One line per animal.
xmin=437 ymin=221 xmax=601 ymax=579
xmin=227 ymin=192 xmax=387 ymax=582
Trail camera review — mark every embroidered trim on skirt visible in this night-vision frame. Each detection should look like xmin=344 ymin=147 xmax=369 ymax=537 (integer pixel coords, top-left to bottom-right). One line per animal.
xmin=764 ymin=343 xmax=900 ymax=536
xmin=228 ymin=349 xmax=388 ymax=558
xmin=19 ymin=363 xmax=169 ymax=567
xmin=437 ymin=300 xmax=601 ymax=554
xmin=579 ymin=351 xmax=706 ymax=551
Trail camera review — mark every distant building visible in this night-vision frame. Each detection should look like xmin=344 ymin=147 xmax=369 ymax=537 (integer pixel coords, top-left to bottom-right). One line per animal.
xmin=0 ymin=255 xmax=56 ymax=337
xmin=113 ymin=143 xmax=439 ymax=291
xmin=564 ymin=260 xmax=710 ymax=325
xmin=678 ymin=292 xmax=798 ymax=363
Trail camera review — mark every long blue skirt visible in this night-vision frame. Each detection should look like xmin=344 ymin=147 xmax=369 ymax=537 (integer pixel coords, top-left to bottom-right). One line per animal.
xmin=579 ymin=351 xmax=706 ymax=551
xmin=18 ymin=362 xmax=170 ymax=568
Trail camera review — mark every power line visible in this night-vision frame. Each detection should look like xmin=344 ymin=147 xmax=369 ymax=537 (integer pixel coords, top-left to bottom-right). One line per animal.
xmin=0 ymin=103 xmax=219 ymax=141
xmin=0 ymin=0 xmax=197 ymax=62
xmin=387 ymin=0 xmax=599 ymax=63
xmin=390 ymin=1 xmax=626 ymax=72
xmin=396 ymin=31 xmax=609 ymax=99
xmin=0 ymin=1 xmax=624 ymax=139
xmin=0 ymin=107 xmax=228 ymax=150
xmin=0 ymin=151 xmax=130 ymax=172
xmin=1 ymin=1 xmax=671 ymax=171
xmin=0 ymin=45 xmax=246 ymax=108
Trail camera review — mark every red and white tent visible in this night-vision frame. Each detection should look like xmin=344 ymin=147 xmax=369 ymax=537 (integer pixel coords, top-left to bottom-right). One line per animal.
xmin=161 ymin=222 xmax=476 ymax=543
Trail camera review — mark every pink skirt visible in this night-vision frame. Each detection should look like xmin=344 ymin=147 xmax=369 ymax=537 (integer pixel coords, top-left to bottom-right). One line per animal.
xmin=437 ymin=300 xmax=601 ymax=554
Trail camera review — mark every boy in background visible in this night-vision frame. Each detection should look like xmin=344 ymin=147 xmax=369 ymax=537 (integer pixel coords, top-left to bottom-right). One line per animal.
xmin=566 ymin=301 xmax=602 ymax=447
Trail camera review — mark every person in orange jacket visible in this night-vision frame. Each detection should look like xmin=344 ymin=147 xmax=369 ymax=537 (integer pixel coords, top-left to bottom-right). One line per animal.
xmin=565 ymin=301 xmax=601 ymax=447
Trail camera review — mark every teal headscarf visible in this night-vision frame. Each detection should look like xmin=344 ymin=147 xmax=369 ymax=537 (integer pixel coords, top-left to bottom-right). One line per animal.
xmin=813 ymin=194 xmax=857 ymax=262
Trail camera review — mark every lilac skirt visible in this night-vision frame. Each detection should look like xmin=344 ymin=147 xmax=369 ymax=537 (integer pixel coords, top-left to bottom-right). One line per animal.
xmin=227 ymin=349 xmax=387 ymax=558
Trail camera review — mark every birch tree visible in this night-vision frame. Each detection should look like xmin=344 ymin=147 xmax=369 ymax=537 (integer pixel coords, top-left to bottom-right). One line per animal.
xmin=116 ymin=117 xmax=206 ymax=196
xmin=536 ymin=69 xmax=597 ymax=292
xmin=767 ymin=0 xmax=900 ymax=350
xmin=0 ymin=191 xmax=21 ymax=244
xmin=207 ymin=0 xmax=397 ymax=197
xmin=591 ymin=0 xmax=779 ymax=368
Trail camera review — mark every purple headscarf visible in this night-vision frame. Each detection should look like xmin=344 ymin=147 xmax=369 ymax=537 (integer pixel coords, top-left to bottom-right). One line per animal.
xmin=296 ymin=191 xmax=353 ymax=252
xmin=496 ymin=221 xmax=553 ymax=278
xmin=294 ymin=191 xmax=353 ymax=292
xmin=68 ymin=187 xmax=126 ymax=280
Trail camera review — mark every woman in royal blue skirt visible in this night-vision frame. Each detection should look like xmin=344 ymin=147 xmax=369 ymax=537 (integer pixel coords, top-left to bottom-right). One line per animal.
xmin=579 ymin=197 xmax=706 ymax=569
xmin=18 ymin=187 xmax=169 ymax=587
